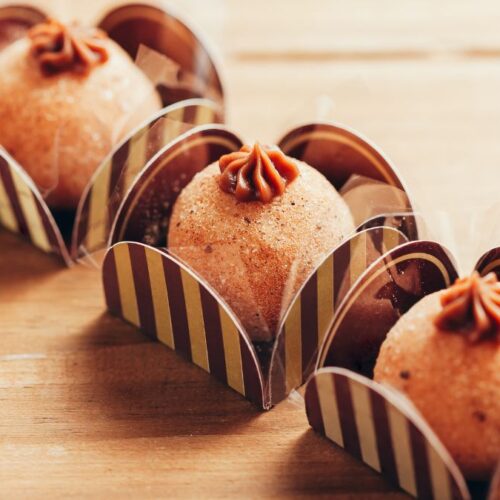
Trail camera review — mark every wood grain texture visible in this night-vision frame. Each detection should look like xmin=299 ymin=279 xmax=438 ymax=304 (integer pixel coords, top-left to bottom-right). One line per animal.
xmin=1 ymin=0 xmax=500 ymax=497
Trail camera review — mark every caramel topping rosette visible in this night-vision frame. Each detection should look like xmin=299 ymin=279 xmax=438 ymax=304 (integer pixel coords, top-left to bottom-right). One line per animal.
xmin=28 ymin=18 xmax=109 ymax=75
xmin=218 ymin=143 xmax=300 ymax=202
xmin=434 ymin=271 xmax=500 ymax=342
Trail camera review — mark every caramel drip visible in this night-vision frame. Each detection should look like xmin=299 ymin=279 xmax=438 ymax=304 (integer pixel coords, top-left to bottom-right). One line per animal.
xmin=218 ymin=143 xmax=300 ymax=203
xmin=28 ymin=18 xmax=109 ymax=75
xmin=434 ymin=271 xmax=500 ymax=342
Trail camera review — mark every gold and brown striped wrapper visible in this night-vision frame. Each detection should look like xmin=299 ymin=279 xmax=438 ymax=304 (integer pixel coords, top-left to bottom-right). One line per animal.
xmin=109 ymin=125 xmax=242 ymax=245
xmin=72 ymin=99 xmax=223 ymax=259
xmin=103 ymin=242 xmax=266 ymax=407
xmin=305 ymin=368 xmax=471 ymax=499
xmin=317 ymin=240 xmax=459 ymax=373
xmin=97 ymin=1 xmax=224 ymax=107
xmin=0 ymin=149 xmax=72 ymax=264
xmin=279 ymin=122 xmax=408 ymax=189
xmin=268 ymin=226 xmax=407 ymax=404
xmin=475 ymin=247 xmax=500 ymax=279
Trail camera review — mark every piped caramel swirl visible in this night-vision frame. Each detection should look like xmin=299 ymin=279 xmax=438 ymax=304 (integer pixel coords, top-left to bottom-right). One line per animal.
xmin=218 ymin=143 xmax=300 ymax=203
xmin=28 ymin=18 xmax=108 ymax=75
xmin=434 ymin=271 xmax=500 ymax=342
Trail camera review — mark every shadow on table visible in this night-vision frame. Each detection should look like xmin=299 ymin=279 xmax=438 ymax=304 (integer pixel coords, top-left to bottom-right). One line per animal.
xmin=68 ymin=312 xmax=262 ymax=440
xmin=0 ymin=231 xmax=65 ymax=289
xmin=279 ymin=428 xmax=408 ymax=498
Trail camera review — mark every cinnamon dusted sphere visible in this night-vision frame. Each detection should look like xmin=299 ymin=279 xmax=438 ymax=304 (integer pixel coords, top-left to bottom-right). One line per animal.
xmin=168 ymin=143 xmax=355 ymax=342
xmin=374 ymin=273 xmax=500 ymax=481
xmin=0 ymin=19 xmax=161 ymax=209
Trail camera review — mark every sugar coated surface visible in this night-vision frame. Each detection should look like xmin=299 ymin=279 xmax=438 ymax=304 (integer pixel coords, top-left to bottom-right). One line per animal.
xmin=374 ymin=292 xmax=500 ymax=481
xmin=0 ymin=37 xmax=161 ymax=208
xmin=168 ymin=160 xmax=355 ymax=342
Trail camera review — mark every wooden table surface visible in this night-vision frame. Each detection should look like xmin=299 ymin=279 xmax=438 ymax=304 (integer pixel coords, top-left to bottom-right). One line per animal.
xmin=1 ymin=1 xmax=500 ymax=497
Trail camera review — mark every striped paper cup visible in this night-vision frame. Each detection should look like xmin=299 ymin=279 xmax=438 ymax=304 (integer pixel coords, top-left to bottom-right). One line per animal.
xmin=306 ymin=240 xmax=500 ymax=498
xmin=101 ymin=122 xmax=420 ymax=408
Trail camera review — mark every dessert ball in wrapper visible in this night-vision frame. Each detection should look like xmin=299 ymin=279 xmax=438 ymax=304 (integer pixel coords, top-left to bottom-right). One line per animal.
xmin=168 ymin=143 xmax=354 ymax=342
xmin=0 ymin=18 xmax=162 ymax=209
xmin=374 ymin=272 xmax=500 ymax=481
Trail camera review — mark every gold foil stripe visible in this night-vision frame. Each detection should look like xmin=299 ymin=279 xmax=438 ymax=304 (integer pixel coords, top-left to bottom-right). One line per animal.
xmin=317 ymin=374 xmax=343 ymax=446
xmin=386 ymin=401 xmax=417 ymax=496
xmin=113 ymin=244 xmax=140 ymax=327
xmin=145 ymin=249 xmax=175 ymax=349
xmin=194 ymin=105 xmax=214 ymax=125
xmin=10 ymin=169 xmax=51 ymax=252
xmin=319 ymin=252 xmax=452 ymax=367
xmin=218 ymin=305 xmax=245 ymax=396
xmin=349 ymin=232 xmax=368 ymax=287
xmin=285 ymin=298 xmax=302 ymax=393
xmin=281 ymin=130 xmax=397 ymax=186
xmin=180 ymin=269 xmax=210 ymax=372
xmin=85 ymin=158 xmax=112 ymax=251
xmin=316 ymin=255 xmax=334 ymax=349
xmin=84 ymin=105 xmax=196 ymax=253
xmin=124 ymin=129 xmax=150 ymax=192
xmin=118 ymin=135 xmax=241 ymax=240
xmin=0 ymin=174 xmax=18 ymax=232
xmin=427 ymin=442 xmax=452 ymax=500
xmin=481 ymin=258 xmax=500 ymax=276
xmin=383 ymin=226 xmax=403 ymax=254
xmin=349 ymin=379 xmax=381 ymax=472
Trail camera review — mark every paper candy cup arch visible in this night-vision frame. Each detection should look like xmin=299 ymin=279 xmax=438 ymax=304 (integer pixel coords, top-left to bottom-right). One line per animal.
xmin=96 ymin=1 xmax=225 ymax=107
xmin=72 ymin=99 xmax=223 ymax=260
xmin=475 ymin=247 xmax=500 ymax=279
xmin=0 ymin=148 xmax=72 ymax=265
xmin=317 ymin=240 xmax=459 ymax=375
xmin=109 ymin=125 xmax=243 ymax=246
xmin=102 ymin=241 xmax=267 ymax=407
xmin=304 ymin=368 xmax=471 ymax=499
xmin=278 ymin=122 xmax=410 ymax=192
xmin=268 ymin=226 xmax=408 ymax=405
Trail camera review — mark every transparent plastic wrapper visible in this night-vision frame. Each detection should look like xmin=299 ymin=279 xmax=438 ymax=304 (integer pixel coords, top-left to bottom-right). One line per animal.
xmin=0 ymin=1 xmax=224 ymax=266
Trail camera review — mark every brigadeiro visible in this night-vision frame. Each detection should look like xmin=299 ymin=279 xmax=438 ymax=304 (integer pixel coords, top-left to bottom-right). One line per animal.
xmin=168 ymin=143 xmax=354 ymax=342
xmin=374 ymin=271 xmax=500 ymax=481
xmin=0 ymin=18 xmax=162 ymax=209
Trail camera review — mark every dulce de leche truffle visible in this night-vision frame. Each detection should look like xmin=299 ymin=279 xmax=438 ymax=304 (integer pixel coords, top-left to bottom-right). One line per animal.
xmin=0 ymin=18 xmax=162 ymax=209
xmin=374 ymin=272 xmax=500 ymax=480
xmin=168 ymin=143 xmax=354 ymax=342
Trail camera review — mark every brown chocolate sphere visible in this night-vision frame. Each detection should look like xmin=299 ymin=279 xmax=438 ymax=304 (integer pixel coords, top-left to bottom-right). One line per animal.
xmin=168 ymin=144 xmax=354 ymax=342
xmin=374 ymin=273 xmax=500 ymax=481
xmin=0 ymin=20 xmax=161 ymax=209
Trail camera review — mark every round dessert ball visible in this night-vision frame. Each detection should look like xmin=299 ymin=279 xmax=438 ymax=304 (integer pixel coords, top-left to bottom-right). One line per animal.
xmin=374 ymin=288 xmax=500 ymax=481
xmin=0 ymin=21 xmax=162 ymax=209
xmin=168 ymin=148 xmax=354 ymax=342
